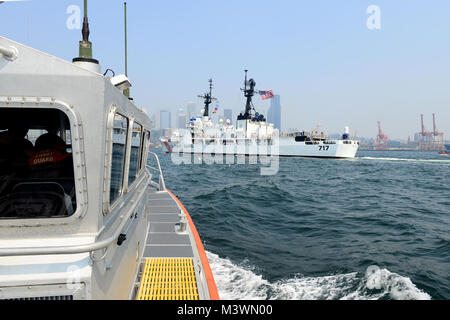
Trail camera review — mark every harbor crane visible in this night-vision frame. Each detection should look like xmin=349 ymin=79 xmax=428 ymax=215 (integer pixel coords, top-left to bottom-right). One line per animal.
xmin=376 ymin=121 xmax=388 ymax=150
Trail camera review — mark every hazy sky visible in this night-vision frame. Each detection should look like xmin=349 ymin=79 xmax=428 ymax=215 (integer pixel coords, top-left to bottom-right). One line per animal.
xmin=2 ymin=0 xmax=450 ymax=140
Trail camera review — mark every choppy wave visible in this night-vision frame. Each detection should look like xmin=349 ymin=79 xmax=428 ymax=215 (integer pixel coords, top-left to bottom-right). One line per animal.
xmin=160 ymin=150 xmax=448 ymax=299
xmin=207 ymin=252 xmax=431 ymax=300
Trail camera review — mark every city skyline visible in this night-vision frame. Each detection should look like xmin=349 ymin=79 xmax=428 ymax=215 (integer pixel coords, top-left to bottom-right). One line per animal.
xmin=149 ymin=103 xmax=445 ymax=143
xmin=150 ymin=104 xmax=443 ymax=144
xmin=2 ymin=1 xmax=450 ymax=140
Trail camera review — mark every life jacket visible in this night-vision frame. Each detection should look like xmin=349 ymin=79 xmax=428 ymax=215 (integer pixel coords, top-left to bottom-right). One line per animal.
xmin=28 ymin=149 xmax=71 ymax=167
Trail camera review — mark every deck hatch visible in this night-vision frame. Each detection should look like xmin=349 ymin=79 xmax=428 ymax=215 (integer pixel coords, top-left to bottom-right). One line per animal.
xmin=137 ymin=258 xmax=199 ymax=300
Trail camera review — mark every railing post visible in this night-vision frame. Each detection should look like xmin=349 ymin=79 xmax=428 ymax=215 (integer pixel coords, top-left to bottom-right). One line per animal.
xmin=146 ymin=152 xmax=166 ymax=191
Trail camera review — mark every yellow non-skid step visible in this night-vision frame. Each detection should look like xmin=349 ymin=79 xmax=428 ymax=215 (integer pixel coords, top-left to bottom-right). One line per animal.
xmin=137 ymin=258 xmax=199 ymax=300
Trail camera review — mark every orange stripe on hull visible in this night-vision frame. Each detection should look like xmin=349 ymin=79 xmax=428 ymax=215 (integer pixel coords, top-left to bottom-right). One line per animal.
xmin=166 ymin=189 xmax=220 ymax=300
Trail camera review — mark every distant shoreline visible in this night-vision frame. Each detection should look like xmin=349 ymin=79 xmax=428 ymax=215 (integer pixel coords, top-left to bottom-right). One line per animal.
xmin=358 ymin=148 xmax=432 ymax=152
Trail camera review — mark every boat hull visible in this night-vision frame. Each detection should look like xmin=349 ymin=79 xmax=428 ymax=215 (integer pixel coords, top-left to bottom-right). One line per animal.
xmin=162 ymin=138 xmax=359 ymax=159
xmin=278 ymin=137 xmax=358 ymax=158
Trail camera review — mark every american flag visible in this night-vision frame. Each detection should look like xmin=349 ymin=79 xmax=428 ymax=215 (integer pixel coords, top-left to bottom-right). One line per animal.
xmin=259 ymin=90 xmax=274 ymax=100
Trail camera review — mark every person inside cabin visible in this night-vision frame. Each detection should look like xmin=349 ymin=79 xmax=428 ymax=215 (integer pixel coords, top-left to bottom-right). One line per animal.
xmin=0 ymin=110 xmax=77 ymax=218
xmin=25 ymin=133 xmax=76 ymax=215
xmin=28 ymin=133 xmax=73 ymax=178
xmin=0 ymin=123 xmax=34 ymax=164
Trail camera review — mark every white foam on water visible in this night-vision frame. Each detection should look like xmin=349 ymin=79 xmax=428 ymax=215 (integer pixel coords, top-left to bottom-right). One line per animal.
xmin=359 ymin=156 xmax=450 ymax=164
xmin=269 ymin=273 xmax=359 ymax=300
xmin=207 ymin=252 xmax=431 ymax=300
xmin=207 ymin=251 xmax=270 ymax=300
xmin=342 ymin=265 xmax=431 ymax=300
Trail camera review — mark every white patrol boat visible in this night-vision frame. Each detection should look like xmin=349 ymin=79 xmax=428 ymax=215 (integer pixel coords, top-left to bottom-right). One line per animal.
xmin=162 ymin=71 xmax=359 ymax=159
xmin=0 ymin=1 xmax=218 ymax=300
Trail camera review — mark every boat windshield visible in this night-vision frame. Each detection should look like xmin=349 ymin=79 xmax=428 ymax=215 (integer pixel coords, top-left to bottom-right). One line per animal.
xmin=0 ymin=108 xmax=76 ymax=219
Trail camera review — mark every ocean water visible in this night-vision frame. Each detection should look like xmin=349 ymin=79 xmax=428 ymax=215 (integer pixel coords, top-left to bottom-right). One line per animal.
xmin=150 ymin=150 xmax=450 ymax=300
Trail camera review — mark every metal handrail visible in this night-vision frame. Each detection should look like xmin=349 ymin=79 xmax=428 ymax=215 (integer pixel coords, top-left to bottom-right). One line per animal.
xmin=0 ymin=154 xmax=165 ymax=257
xmin=0 ymin=181 xmax=148 ymax=257
xmin=146 ymin=152 xmax=166 ymax=191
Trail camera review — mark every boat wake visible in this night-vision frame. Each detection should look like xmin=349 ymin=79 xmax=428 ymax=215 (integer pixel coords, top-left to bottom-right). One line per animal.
xmin=207 ymin=252 xmax=431 ymax=300
xmin=359 ymin=156 xmax=450 ymax=164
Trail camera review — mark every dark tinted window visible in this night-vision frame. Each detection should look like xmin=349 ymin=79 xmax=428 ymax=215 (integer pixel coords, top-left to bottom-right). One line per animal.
xmin=0 ymin=108 xmax=76 ymax=219
xmin=128 ymin=122 xmax=142 ymax=186
xmin=110 ymin=113 xmax=128 ymax=204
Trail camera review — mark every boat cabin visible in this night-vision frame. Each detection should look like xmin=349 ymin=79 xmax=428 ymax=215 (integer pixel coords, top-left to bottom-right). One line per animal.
xmin=0 ymin=36 xmax=153 ymax=299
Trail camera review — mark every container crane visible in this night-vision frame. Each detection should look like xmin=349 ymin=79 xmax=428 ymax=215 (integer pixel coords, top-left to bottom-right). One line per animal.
xmin=376 ymin=121 xmax=388 ymax=150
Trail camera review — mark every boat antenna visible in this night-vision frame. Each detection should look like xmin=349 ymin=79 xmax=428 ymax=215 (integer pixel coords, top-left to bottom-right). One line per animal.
xmin=198 ymin=78 xmax=216 ymax=117
xmin=123 ymin=2 xmax=130 ymax=98
xmin=72 ymin=0 xmax=100 ymax=69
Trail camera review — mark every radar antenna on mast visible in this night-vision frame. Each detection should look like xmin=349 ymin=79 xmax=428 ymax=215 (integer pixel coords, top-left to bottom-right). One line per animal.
xmin=237 ymin=70 xmax=257 ymax=120
xmin=198 ymin=78 xmax=217 ymax=117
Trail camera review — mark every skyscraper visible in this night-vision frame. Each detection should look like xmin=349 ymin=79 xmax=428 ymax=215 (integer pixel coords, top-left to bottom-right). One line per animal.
xmin=160 ymin=110 xmax=171 ymax=129
xmin=159 ymin=110 xmax=171 ymax=137
xmin=267 ymin=95 xmax=281 ymax=131
xmin=159 ymin=110 xmax=172 ymax=136
xmin=176 ymin=108 xmax=186 ymax=129
xmin=223 ymin=109 xmax=233 ymax=124
xmin=186 ymin=102 xmax=197 ymax=119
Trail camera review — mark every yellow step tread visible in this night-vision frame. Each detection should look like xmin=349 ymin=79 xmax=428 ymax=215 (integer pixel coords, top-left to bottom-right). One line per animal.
xmin=137 ymin=258 xmax=199 ymax=300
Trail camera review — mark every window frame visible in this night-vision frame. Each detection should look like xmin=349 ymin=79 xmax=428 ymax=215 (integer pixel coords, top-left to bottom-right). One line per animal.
xmin=140 ymin=130 xmax=151 ymax=170
xmin=127 ymin=121 xmax=143 ymax=189
xmin=103 ymin=107 xmax=152 ymax=216
xmin=105 ymin=110 xmax=130 ymax=211
xmin=0 ymin=98 xmax=87 ymax=227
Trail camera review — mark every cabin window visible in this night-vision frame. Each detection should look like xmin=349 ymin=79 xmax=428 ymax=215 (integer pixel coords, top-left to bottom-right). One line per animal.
xmin=140 ymin=130 xmax=150 ymax=169
xmin=128 ymin=121 xmax=142 ymax=186
xmin=0 ymin=108 xmax=76 ymax=219
xmin=110 ymin=113 xmax=128 ymax=204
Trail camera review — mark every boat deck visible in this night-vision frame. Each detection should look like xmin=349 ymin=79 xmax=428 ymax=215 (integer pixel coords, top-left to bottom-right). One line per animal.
xmin=136 ymin=188 xmax=200 ymax=300
xmin=144 ymin=190 xmax=194 ymax=258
